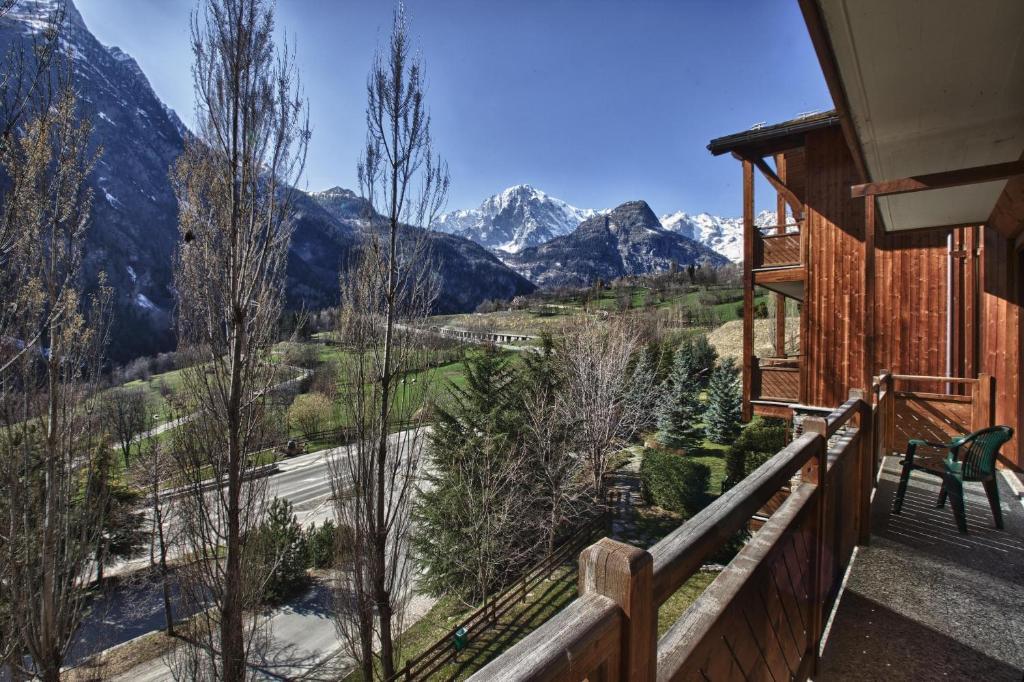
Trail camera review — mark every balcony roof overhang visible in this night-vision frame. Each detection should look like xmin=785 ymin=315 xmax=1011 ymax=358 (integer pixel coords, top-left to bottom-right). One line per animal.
xmin=707 ymin=111 xmax=839 ymax=159
xmin=800 ymin=0 xmax=1024 ymax=234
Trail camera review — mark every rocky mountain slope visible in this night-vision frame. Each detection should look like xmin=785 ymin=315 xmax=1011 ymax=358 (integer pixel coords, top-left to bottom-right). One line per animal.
xmin=433 ymin=184 xmax=600 ymax=253
xmin=505 ymin=200 xmax=728 ymax=288
xmin=308 ymin=187 xmax=536 ymax=312
xmin=0 ymin=1 xmax=533 ymax=360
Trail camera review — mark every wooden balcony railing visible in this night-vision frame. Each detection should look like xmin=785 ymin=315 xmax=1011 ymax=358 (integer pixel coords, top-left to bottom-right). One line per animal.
xmin=752 ymin=356 xmax=800 ymax=403
xmin=875 ymin=372 xmax=995 ymax=459
xmin=754 ymin=223 xmax=804 ymax=269
xmin=472 ymin=392 xmax=882 ymax=681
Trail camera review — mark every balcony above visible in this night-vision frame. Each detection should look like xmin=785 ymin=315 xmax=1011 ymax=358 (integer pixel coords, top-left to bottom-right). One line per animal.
xmin=752 ymin=223 xmax=805 ymax=300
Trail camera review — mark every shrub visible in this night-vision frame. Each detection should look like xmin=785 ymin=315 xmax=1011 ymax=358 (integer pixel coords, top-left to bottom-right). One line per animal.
xmin=723 ymin=419 xmax=788 ymax=490
xmin=280 ymin=341 xmax=319 ymax=369
xmin=304 ymin=519 xmax=343 ymax=569
xmin=255 ymin=497 xmax=308 ymax=603
xmin=288 ymin=392 xmax=333 ymax=438
xmin=640 ymin=449 xmax=711 ymax=518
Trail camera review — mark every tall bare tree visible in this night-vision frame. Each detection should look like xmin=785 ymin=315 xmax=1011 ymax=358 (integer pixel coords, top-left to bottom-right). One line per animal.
xmin=0 ymin=80 xmax=111 ymax=681
xmin=102 ymin=386 xmax=150 ymax=468
xmin=130 ymin=436 xmax=177 ymax=635
xmin=330 ymin=5 xmax=448 ymax=678
xmin=170 ymin=0 xmax=308 ymax=677
xmin=0 ymin=0 xmax=66 ymax=375
xmin=558 ymin=317 xmax=642 ymax=498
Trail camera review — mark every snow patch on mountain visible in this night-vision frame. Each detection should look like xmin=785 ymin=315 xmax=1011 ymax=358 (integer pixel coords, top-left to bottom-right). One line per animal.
xmin=434 ymin=184 xmax=601 ymax=253
xmin=659 ymin=209 xmax=778 ymax=263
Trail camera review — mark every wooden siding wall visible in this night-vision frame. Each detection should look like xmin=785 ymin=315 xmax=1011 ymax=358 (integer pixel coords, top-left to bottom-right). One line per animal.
xmin=872 ymin=228 xmax=980 ymax=392
xmin=980 ymin=229 xmax=1023 ymax=467
xmin=801 ymin=127 xmax=867 ymax=407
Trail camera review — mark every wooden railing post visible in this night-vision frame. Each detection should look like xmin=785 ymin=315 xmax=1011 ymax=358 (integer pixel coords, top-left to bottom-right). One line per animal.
xmin=801 ymin=416 xmax=829 ymax=677
xmin=849 ymin=389 xmax=873 ymax=545
xmin=971 ymin=372 xmax=994 ymax=431
xmin=578 ymin=538 xmax=655 ymax=682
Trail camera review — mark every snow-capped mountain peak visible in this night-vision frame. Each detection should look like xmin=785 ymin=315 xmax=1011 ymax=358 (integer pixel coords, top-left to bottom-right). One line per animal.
xmin=659 ymin=209 xmax=777 ymax=263
xmin=434 ymin=184 xmax=599 ymax=254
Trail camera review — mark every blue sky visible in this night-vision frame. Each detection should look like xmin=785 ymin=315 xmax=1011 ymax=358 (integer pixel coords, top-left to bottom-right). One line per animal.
xmin=76 ymin=0 xmax=831 ymax=217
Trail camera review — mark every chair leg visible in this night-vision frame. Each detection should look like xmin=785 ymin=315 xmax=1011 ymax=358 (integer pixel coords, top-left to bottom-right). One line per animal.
xmin=936 ymin=482 xmax=948 ymax=508
xmin=945 ymin=475 xmax=968 ymax=533
xmin=893 ymin=463 xmax=913 ymax=514
xmin=982 ymin=478 xmax=1004 ymax=530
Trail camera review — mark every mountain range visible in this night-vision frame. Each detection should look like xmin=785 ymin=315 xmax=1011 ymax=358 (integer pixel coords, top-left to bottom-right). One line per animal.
xmin=1 ymin=1 xmax=753 ymax=363
xmin=0 ymin=1 xmax=533 ymax=361
xmin=435 ymin=184 xmax=777 ymax=263
xmin=504 ymin=201 xmax=728 ymax=288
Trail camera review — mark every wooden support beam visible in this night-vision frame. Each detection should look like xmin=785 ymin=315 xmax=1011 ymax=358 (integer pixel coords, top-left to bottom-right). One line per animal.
xmin=735 ymin=152 xmax=805 ymax=221
xmin=753 ymin=266 xmax=805 ymax=284
xmin=742 ymin=159 xmax=755 ymax=422
xmin=851 ymin=160 xmax=1024 ymax=198
xmin=863 ymin=196 xmax=877 ymax=396
xmin=775 ymin=154 xmax=789 ymax=358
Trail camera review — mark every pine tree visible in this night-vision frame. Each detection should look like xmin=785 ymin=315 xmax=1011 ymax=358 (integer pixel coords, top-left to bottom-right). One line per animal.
xmin=625 ymin=345 xmax=662 ymax=433
xmin=684 ymin=334 xmax=719 ymax=389
xmin=656 ymin=343 xmax=704 ymax=450
xmin=412 ymin=347 xmax=535 ymax=603
xmin=705 ymin=358 xmax=742 ymax=444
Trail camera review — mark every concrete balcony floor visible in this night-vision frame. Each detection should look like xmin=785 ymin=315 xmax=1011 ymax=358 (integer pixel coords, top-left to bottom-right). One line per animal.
xmin=819 ymin=457 xmax=1024 ymax=680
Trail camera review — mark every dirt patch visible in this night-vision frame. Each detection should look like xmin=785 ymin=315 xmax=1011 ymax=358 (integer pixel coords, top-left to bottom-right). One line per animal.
xmin=707 ymin=318 xmax=799 ymax=360
xmin=65 ymin=630 xmax=179 ymax=681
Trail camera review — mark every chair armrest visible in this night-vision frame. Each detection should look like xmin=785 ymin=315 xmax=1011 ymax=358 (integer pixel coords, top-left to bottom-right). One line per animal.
xmin=908 ymin=438 xmax=954 ymax=449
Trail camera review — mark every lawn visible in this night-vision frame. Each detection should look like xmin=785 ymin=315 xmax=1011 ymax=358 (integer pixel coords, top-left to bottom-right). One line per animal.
xmin=342 ymin=564 xmax=580 ymax=682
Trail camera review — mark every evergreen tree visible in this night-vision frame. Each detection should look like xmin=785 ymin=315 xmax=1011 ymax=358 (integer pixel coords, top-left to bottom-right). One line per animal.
xmin=257 ymin=497 xmax=308 ymax=604
xmin=625 ymin=345 xmax=662 ymax=433
xmin=412 ymin=347 xmax=535 ymax=604
xmin=705 ymin=358 xmax=742 ymax=444
xmin=656 ymin=344 xmax=704 ymax=450
xmin=676 ymin=334 xmax=718 ymax=389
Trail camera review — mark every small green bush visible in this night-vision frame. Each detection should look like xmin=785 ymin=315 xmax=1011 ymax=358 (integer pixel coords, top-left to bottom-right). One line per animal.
xmin=301 ymin=518 xmax=342 ymax=565
xmin=640 ymin=449 xmax=711 ymax=518
xmin=723 ymin=419 xmax=788 ymax=490
xmin=280 ymin=341 xmax=319 ymax=369
xmin=255 ymin=497 xmax=308 ymax=604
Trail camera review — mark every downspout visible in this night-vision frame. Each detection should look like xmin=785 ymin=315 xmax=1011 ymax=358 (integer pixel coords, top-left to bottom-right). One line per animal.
xmin=946 ymin=232 xmax=953 ymax=394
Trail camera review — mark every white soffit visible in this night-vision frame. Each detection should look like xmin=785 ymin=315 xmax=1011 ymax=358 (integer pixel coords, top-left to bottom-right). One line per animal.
xmin=820 ymin=0 xmax=1024 ymax=231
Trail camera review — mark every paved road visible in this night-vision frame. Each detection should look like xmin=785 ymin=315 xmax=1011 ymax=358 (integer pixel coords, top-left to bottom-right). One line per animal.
xmin=73 ymin=428 xmax=430 ymax=678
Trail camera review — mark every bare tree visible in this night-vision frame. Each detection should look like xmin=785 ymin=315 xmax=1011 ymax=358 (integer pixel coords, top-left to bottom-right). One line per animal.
xmin=329 ymin=5 xmax=448 ymax=678
xmin=0 ymin=1 xmax=66 ymax=375
xmin=557 ymin=317 xmax=641 ymax=499
xmin=169 ymin=0 xmax=308 ymax=677
xmin=130 ymin=437 xmax=178 ymax=635
xmin=102 ymin=386 xmax=151 ymax=468
xmin=0 ymin=82 xmax=111 ymax=681
xmin=520 ymin=342 xmax=589 ymax=554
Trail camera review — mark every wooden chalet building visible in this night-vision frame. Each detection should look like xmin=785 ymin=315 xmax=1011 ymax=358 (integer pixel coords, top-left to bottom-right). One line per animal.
xmin=470 ymin=2 xmax=1023 ymax=680
xmin=708 ymin=0 xmax=1024 ymax=471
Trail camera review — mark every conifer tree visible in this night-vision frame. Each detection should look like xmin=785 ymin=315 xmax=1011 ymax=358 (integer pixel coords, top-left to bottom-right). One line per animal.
xmin=656 ymin=343 xmax=704 ymax=450
xmin=625 ymin=345 xmax=662 ymax=433
xmin=705 ymin=358 xmax=742 ymax=444
xmin=412 ymin=347 xmax=534 ymax=605
xmin=690 ymin=335 xmax=720 ymax=389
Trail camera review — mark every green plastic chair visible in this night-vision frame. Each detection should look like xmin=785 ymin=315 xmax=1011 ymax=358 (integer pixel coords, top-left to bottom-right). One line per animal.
xmin=892 ymin=426 xmax=1014 ymax=533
